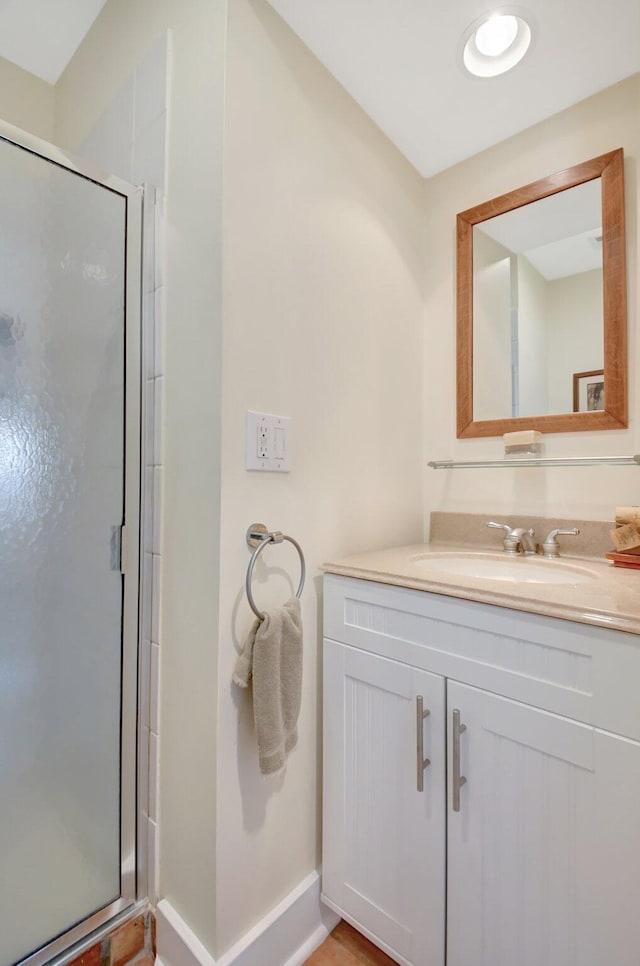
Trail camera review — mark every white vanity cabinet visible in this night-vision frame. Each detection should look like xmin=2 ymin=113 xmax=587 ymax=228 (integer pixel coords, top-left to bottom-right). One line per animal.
xmin=322 ymin=574 xmax=640 ymax=966
xmin=323 ymin=641 xmax=446 ymax=966
xmin=446 ymin=681 xmax=640 ymax=966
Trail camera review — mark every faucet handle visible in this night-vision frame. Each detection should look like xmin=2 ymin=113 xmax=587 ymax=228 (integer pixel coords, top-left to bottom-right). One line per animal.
xmin=542 ymin=527 xmax=580 ymax=558
xmin=487 ymin=521 xmax=522 ymax=554
xmin=487 ymin=521 xmax=513 ymax=535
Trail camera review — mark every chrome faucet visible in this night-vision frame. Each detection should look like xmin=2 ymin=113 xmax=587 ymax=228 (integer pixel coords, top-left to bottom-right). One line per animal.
xmin=488 ymin=521 xmax=581 ymax=557
xmin=487 ymin=522 xmax=537 ymax=555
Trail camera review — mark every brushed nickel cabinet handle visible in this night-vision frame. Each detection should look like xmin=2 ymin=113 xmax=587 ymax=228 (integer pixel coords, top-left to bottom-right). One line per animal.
xmin=452 ymin=708 xmax=467 ymax=812
xmin=416 ymin=696 xmax=431 ymax=792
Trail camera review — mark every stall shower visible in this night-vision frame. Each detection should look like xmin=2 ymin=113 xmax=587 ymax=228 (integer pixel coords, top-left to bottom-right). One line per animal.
xmin=0 ymin=122 xmax=142 ymax=966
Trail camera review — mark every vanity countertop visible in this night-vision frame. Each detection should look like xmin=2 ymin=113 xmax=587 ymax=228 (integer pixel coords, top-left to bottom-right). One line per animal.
xmin=322 ymin=543 xmax=640 ymax=635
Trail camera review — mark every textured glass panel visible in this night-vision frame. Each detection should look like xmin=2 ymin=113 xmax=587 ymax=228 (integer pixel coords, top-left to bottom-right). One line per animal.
xmin=0 ymin=139 xmax=126 ymax=966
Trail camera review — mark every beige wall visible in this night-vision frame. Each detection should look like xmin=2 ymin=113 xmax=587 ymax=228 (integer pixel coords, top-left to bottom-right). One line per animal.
xmin=424 ymin=74 xmax=640 ymax=523
xmin=0 ymin=55 xmax=54 ymax=141
xmin=473 ymin=231 xmax=512 ymax=420
xmin=55 ymin=0 xmax=226 ymax=952
xmin=517 ymin=255 xmax=548 ymax=417
xmin=50 ymin=0 xmax=424 ymax=957
xmin=546 ymin=268 xmax=603 ymax=414
xmin=216 ymin=0 xmax=424 ymax=954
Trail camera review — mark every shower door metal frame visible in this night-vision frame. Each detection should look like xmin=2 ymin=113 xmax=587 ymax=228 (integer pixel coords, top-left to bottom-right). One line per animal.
xmin=0 ymin=117 xmax=143 ymax=966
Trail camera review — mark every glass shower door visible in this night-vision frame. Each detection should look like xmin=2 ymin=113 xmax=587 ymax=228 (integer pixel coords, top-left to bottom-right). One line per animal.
xmin=0 ymin=130 xmax=141 ymax=966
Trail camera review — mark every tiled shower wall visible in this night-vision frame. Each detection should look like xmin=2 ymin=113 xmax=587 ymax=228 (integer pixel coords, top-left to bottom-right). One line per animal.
xmin=77 ymin=32 xmax=169 ymax=901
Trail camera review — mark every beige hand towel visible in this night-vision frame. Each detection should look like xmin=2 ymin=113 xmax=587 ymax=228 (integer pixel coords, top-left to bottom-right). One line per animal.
xmin=233 ymin=597 xmax=303 ymax=776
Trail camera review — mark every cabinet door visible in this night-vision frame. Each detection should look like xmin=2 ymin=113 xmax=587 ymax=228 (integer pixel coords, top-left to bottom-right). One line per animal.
xmin=323 ymin=640 xmax=446 ymax=966
xmin=447 ymin=680 xmax=640 ymax=966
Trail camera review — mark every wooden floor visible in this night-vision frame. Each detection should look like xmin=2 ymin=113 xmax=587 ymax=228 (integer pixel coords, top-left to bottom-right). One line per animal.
xmin=303 ymin=921 xmax=396 ymax=965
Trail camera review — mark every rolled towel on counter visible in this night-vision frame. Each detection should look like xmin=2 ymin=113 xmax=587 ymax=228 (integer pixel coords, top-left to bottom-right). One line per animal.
xmin=233 ymin=597 xmax=303 ymax=776
xmin=610 ymin=523 xmax=640 ymax=554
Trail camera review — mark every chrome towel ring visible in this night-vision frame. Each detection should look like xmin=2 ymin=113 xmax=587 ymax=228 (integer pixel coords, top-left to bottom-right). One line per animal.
xmin=245 ymin=523 xmax=306 ymax=620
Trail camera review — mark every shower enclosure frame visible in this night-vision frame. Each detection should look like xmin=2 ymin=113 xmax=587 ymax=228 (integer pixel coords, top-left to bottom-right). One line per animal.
xmin=0 ymin=117 xmax=145 ymax=966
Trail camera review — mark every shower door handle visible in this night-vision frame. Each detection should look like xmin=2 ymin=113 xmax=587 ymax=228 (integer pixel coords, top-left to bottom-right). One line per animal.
xmin=110 ymin=525 xmax=128 ymax=573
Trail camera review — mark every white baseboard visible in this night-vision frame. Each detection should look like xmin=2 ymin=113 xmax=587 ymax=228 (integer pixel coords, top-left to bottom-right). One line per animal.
xmin=156 ymin=901 xmax=216 ymax=966
xmin=156 ymin=871 xmax=340 ymax=966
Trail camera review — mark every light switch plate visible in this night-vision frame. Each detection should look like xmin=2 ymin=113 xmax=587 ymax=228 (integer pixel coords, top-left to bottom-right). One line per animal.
xmin=246 ymin=410 xmax=291 ymax=471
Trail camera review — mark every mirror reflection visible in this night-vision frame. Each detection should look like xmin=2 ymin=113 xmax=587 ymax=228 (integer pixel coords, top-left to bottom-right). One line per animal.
xmin=473 ymin=179 xmax=603 ymax=420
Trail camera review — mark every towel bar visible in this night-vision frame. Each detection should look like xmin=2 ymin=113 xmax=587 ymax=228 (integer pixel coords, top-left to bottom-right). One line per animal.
xmin=245 ymin=523 xmax=305 ymax=620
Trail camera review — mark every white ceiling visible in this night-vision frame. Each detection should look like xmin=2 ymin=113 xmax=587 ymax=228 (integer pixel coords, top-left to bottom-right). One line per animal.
xmin=0 ymin=0 xmax=108 ymax=84
xmin=524 ymin=230 xmax=602 ymax=281
xmin=265 ymin=0 xmax=640 ymax=177
xmin=479 ymin=180 xmax=601 ymax=253
xmin=478 ymin=179 xmax=603 ymax=279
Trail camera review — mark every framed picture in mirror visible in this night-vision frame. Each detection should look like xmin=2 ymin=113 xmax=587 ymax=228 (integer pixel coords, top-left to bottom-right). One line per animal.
xmin=573 ymin=369 xmax=605 ymax=412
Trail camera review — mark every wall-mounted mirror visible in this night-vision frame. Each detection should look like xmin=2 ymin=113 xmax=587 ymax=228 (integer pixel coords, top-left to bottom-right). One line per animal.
xmin=456 ymin=149 xmax=627 ymax=438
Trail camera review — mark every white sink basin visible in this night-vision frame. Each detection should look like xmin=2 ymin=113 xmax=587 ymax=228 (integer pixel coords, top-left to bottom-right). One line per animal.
xmin=411 ymin=552 xmax=597 ymax=585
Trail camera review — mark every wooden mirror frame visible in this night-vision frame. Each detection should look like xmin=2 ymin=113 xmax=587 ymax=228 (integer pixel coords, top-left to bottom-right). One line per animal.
xmin=456 ymin=148 xmax=627 ymax=438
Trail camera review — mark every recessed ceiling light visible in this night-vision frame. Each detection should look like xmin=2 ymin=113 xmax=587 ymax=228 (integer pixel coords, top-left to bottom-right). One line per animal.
xmin=462 ymin=11 xmax=532 ymax=77
xmin=475 ymin=15 xmax=518 ymax=56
